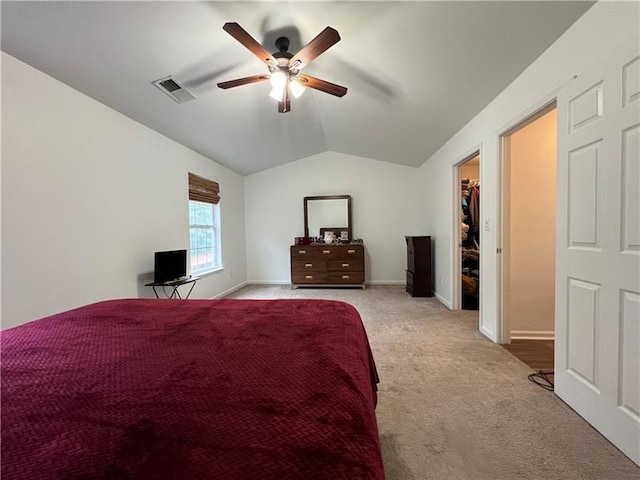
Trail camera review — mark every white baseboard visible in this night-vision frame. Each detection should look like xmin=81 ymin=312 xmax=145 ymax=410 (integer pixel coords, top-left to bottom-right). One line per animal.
xmin=212 ymin=281 xmax=248 ymax=299
xmin=433 ymin=292 xmax=452 ymax=309
xmin=366 ymin=280 xmax=405 ymax=285
xmin=510 ymin=330 xmax=555 ymax=340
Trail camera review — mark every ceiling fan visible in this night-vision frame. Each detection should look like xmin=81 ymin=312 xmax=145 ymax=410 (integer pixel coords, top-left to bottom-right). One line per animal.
xmin=217 ymin=22 xmax=347 ymax=113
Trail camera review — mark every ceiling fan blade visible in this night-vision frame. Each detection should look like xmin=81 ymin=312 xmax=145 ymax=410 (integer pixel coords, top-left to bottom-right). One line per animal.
xmin=222 ymin=22 xmax=276 ymax=66
xmin=217 ymin=74 xmax=270 ymax=90
xmin=298 ymin=74 xmax=347 ymax=97
xmin=290 ymin=27 xmax=341 ymax=70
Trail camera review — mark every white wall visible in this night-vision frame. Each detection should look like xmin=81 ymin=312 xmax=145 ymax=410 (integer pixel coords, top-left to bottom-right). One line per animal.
xmin=1 ymin=53 xmax=247 ymax=329
xmin=244 ymin=152 xmax=425 ymax=284
xmin=418 ymin=0 xmax=639 ymax=341
xmin=507 ymin=109 xmax=556 ymax=338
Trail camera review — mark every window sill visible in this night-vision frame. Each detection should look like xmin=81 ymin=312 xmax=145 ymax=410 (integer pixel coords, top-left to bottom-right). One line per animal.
xmin=193 ymin=267 xmax=224 ymax=278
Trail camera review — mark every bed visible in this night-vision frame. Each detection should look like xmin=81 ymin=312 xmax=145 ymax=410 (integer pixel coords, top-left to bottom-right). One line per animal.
xmin=1 ymin=298 xmax=383 ymax=479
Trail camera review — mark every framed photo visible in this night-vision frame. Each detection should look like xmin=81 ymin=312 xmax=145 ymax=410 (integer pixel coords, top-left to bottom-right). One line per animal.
xmin=320 ymin=227 xmax=350 ymax=242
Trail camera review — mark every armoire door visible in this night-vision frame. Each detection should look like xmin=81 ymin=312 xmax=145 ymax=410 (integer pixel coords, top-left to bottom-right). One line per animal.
xmin=555 ymin=37 xmax=640 ymax=465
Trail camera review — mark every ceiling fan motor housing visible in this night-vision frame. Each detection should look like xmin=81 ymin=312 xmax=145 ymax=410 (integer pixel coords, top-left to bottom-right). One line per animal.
xmin=272 ymin=36 xmax=296 ymax=75
xmin=275 ymin=36 xmax=290 ymax=53
xmin=271 ymin=56 xmax=295 ymax=78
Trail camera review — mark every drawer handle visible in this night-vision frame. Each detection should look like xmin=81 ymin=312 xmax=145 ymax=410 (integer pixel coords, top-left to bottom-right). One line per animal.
xmin=305 ymin=275 xmax=313 ymax=279
xmin=342 ymin=263 xmax=350 ymax=268
xmin=342 ymin=275 xmax=350 ymax=279
xmin=323 ymin=250 xmax=331 ymax=254
xmin=305 ymin=263 xmax=313 ymax=268
xmin=298 ymin=250 xmax=307 ymax=254
xmin=347 ymin=249 xmax=355 ymax=254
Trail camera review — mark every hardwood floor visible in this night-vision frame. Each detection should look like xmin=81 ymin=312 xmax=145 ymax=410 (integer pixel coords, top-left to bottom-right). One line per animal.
xmin=503 ymin=340 xmax=554 ymax=372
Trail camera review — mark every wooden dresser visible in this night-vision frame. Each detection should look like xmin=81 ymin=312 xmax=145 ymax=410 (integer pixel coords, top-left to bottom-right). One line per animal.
xmin=290 ymin=243 xmax=365 ymax=288
xmin=405 ymin=236 xmax=433 ymax=297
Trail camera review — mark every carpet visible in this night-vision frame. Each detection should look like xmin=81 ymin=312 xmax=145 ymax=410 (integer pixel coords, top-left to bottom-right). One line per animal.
xmin=227 ymin=285 xmax=640 ymax=480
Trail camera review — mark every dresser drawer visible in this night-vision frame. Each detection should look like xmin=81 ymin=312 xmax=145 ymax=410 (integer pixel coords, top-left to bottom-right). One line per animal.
xmin=291 ymin=246 xmax=316 ymax=257
xmin=327 ymin=272 xmax=365 ymax=284
xmin=291 ymin=258 xmax=327 ymax=272
xmin=327 ymin=259 xmax=363 ymax=272
xmin=292 ymin=272 xmax=328 ymax=284
xmin=406 ymin=270 xmax=432 ymax=297
xmin=406 ymin=236 xmax=431 ymax=273
xmin=291 ymin=246 xmax=349 ymax=258
xmin=333 ymin=245 xmax=364 ymax=259
xmin=406 ymin=270 xmax=414 ymax=294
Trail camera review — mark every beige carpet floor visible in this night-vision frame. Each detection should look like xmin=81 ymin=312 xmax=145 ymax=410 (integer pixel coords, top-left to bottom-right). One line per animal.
xmin=226 ymin=284 xmax=640 ymax=479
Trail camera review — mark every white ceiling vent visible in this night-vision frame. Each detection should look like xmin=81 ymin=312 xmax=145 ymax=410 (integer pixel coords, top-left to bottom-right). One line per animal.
xmin=152 ymin=76 xmax=196 ymax=103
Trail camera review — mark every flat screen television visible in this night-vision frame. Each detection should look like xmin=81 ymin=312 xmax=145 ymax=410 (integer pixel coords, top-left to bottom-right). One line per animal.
xmin=154 ymin=249 xmax=187 ymax=283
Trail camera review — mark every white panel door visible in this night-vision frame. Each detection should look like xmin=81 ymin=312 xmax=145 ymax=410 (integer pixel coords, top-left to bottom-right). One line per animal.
xmin=556 ymin=37 xmax=640 ymax=465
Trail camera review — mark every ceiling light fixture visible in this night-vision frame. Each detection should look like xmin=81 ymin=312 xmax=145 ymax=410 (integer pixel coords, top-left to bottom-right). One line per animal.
xmin=270 ymin=70 xmax=287 ymax=89
xmin=289 ymin=79 xmax=305 ymax=99
xmin=268 ymin=71 xmax=305 ymax=102
xmin=269 ymin=86 xmax=285 ymax=102
xmin=217 ymin=23 xmax=347 ymax=113
xmin=269 ymin=70 xmax=287 ymax=102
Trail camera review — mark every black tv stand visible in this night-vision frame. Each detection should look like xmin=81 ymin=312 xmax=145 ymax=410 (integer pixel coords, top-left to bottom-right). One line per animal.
xmin=145 ymin=276 xmax=200 ymax=299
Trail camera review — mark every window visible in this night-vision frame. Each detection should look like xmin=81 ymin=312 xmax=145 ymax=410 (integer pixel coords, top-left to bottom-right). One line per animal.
xmin=188 ymin=173 xmax=221 ymax=275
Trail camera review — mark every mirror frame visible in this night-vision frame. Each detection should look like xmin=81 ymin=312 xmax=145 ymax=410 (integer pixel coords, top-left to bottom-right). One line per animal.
xmin=304 ymin=195 xmax=352 ymax=241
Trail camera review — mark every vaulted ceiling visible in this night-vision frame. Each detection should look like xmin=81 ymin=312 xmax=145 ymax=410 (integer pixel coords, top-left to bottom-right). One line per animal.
xmin=1 ymin=1 xmax=593 ymax=175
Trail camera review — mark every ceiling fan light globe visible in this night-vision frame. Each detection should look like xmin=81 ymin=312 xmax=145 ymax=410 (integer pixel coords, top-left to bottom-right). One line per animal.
xmin=270 ymin=71 xmax=287 ymax=89
xmin=290 ymin=81 xmax=305 ymax=99
xmin=269 ymin=86 xmax=284 ymax=102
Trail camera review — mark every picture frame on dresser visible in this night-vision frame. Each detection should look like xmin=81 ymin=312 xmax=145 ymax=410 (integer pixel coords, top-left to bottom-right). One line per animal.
xmin=319 ymin=228 xmax=337 ymax=237
xmin=319 ymin=227 xmax=350 ymax=242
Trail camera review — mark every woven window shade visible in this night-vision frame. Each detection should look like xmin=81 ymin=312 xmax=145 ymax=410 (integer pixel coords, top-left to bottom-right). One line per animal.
xmin=189 ymin=173 xmax=220 ymax=205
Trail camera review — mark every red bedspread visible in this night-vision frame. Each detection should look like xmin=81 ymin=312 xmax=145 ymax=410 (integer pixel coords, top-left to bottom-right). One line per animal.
xmin=1 ymin=299 xmax=383 ymax=479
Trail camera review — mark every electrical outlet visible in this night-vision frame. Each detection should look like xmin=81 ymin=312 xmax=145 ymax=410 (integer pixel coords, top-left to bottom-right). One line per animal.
xmin=484 ymin=219 xmax=490 ymax=231
xmin=438 ymin=276 xmax=443 ymax=285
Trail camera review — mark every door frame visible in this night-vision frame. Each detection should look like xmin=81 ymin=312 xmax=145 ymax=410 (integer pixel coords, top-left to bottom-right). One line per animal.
xmin=451 ymin=144 xmax=482 ymax=312
xmin=496 ymin=96 xmax=557 ymax=344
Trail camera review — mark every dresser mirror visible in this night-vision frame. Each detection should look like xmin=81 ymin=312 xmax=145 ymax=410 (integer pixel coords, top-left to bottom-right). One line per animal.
xmin=304 ymin=195 xmax=352 ymax=241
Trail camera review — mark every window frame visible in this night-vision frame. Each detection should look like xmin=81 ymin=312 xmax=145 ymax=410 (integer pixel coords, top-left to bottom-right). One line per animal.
xmin=189 ymin=200 xmax=222 ymax=276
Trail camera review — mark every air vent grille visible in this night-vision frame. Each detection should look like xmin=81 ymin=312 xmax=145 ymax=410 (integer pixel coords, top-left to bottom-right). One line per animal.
xmin=152 ymin=76 xmax=196 ymax=104
xmin=159 ymin=78 xmax=181 ymax=92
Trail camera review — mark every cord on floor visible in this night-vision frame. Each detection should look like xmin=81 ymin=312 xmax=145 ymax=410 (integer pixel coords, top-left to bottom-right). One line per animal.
xmin=528 ymin=371 xmax=554 ymax=391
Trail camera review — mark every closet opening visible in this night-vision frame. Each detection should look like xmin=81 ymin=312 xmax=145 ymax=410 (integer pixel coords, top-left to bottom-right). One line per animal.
xmin=460 ymin=155 xmax=480 ymax=310
xmin=499 ymin=102 xmax=557 ymax=372
xmin=452 ymin=150 xmax=481 ymax=313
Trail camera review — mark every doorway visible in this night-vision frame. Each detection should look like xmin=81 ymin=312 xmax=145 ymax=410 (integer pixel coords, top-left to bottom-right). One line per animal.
xmin=460 ymin=155 xmax=480 ymax=310
xmin=452 ymin=150 xmax=481 ymax=312
xmin=499 ymin=102 xmax=557 ymax=368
